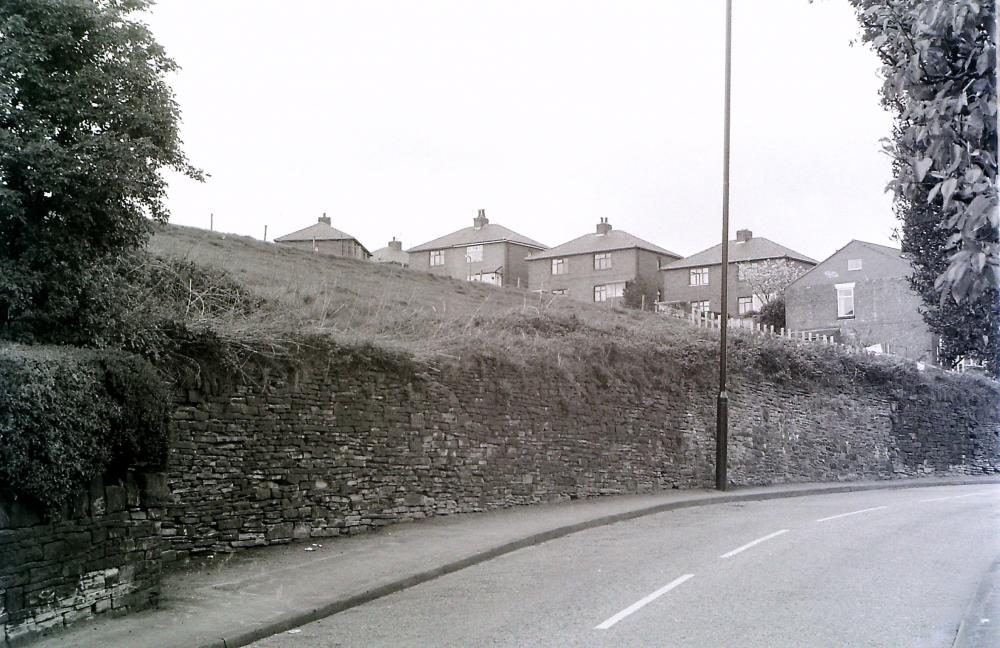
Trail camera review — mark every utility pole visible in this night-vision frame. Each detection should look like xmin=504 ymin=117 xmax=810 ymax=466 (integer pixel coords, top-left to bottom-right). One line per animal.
xmin=716 ymin=0 xmax=733 ymax=492
xmin=263 ymin=224 xmax=268 ymax=242
xmin=210 ymin=212 xmax=214 ymax=231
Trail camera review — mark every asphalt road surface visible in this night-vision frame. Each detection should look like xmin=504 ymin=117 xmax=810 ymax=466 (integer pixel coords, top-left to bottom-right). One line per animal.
xmin=254 ymin=484 xmax=1000 ymax=647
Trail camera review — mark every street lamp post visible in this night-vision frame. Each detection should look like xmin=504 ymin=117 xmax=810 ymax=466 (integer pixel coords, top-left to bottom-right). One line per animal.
xmin=716 ymin=0 xmax=733 ymax=492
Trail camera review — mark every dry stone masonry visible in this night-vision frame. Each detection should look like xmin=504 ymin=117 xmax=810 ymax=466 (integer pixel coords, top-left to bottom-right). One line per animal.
xmin=4 ymin=338 xmax=998 ymax=644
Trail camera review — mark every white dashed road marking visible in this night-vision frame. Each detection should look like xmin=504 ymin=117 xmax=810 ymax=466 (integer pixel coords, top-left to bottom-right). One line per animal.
xmin=920 ymin=492 xmax=988 ymax=503
xmin=594 ymin=574 xmax=695 ymax=630
xmin=719 ymin=530 xmax=790 ymax=559
xmin=816 ymin=506 xmax=887 ymax=523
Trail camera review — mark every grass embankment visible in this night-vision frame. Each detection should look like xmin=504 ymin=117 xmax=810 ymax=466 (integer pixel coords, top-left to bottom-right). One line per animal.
xmin=146 ymin=223 xmax=993 ymax=396
xmin=147 ymin=224 xmax=702 ymax=364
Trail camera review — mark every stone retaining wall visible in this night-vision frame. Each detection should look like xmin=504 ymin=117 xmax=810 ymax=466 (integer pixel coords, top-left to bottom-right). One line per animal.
xmin=161 ymin=346 xmax=1000 ymax=558
xmin=0 ymin=474 xmax=167 ymax=645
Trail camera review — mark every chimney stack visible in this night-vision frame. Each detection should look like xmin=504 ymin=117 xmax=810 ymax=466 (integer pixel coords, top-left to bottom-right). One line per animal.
xmin=388 ymin=237 xmax=402 ymax=251
xmin=736 ymin=229 xmax=752 ymax=242
xmin=596 ymin=217 xmax=612 ymax=235
xmin=473 ymin=208 xmax=489 ymax=230
xmin=318 ymin=212 xmax=331 ymax=225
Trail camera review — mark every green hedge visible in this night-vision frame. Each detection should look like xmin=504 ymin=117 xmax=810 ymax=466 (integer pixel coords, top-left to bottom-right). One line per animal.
xmin=0 ymin=344 xmax=169 ymax=517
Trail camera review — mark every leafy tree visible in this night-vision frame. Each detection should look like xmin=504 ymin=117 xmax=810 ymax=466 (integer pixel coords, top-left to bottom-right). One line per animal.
xmin=755 ymin=295 xmax=786 ymax=331
xmin=737 ymin=258 xmax=809 ymax=307
xmin=623 ymin=277 xmax=657 ymax=310
xmin=0 ymin=0 xmax=200 ymax=346
xmin=848 ymin=0 xmax=997 ymax=374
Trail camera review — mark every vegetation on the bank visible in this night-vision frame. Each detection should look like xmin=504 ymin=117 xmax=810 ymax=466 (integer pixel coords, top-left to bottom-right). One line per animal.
xmin=0 ymin=345 xmax=169 ymax=516
xmin=0 ymin=0 xmax=201 ymax=346
xmin=849 ymin=0 xmax=998 ymax=374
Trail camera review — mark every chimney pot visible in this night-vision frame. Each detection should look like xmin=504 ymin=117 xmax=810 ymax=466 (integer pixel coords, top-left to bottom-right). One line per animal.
xmin=736 ymin=229 xmax=752 ymax=242
xmin=318 ymin=213 xmax=331 ymax=225
xmin=596 ymin=218 xmax=612 ymax=235
xmin=473 ymin=208 xmax=489 ymax=230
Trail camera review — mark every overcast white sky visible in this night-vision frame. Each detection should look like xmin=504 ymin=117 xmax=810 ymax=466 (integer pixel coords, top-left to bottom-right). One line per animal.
xmin=143 ymin=0 xmax=896 ymax=260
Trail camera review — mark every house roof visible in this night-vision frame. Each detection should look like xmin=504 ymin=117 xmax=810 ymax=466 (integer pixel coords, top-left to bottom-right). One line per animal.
xmin=275 ymin=220 xmax=358 ymax=243
xmin=407 ymin=222 xmax=546 ymax=253
xmin=661 ymin=236 xmax=817 ymax=270
xmin=526 ymin=228 xmax=680 ymax=261
xmin=373 ymin=244 xmax=409 ymax=265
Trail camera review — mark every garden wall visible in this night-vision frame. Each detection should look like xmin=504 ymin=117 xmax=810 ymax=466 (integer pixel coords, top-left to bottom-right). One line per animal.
xmin=160 ymin=340 xmax=1000 ymax=558
xmin=0 ymin=473 xmax=167 ymax=645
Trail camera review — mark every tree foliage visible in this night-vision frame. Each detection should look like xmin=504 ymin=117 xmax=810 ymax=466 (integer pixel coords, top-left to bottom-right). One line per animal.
xmin=0 ymin=0 xmax=200 ymax=345
xmin=848 ymin=1 xmax=997 ymax=373
xmin=737 ymin=258 xmax=809 ymax=307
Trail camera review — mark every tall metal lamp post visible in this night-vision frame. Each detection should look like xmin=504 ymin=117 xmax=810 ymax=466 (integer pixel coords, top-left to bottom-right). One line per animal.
xmin=716 ymin=0 xmax=733 ymax=491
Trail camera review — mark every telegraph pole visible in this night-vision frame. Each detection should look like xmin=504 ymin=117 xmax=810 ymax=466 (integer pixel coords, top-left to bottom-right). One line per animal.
xmin=716 ymin=0 xmax=733 ymax=491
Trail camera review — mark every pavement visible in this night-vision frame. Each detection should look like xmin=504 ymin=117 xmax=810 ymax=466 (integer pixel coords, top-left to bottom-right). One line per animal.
xmin=24 ymin=475 xmax=1000 ymax=648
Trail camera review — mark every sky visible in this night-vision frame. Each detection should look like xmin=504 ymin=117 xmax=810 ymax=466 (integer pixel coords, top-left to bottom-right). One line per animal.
xmin=142 ymin=0 xmax=897 ymax=261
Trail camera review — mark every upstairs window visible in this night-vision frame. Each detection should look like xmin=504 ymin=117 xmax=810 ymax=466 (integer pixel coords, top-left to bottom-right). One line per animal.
xmin=836 ymin=282 xmax=855 ymax=318
xmin=430 ymin=250 xmax=444 ymax=266
xmin=594 ymin=253 xmax=612 ymax=270
xmin=465 ymin=245 xmax=483 ymax=262
xmin=551 ymin=258 xmax=567 ymax=275
xmin=690 ymin=267 xmax=709 ymax=286
xmin=847 ymin=258 xmax=863 ymax=271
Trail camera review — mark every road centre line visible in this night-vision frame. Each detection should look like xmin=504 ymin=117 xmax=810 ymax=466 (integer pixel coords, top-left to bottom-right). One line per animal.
xmin=920 ymin=491 xmax=988 ymax=502
xmin=719 ymin=529 xmax=789 ymax=559
xmin=816 ymin=506 xmax=887 ymax=522
xmin=594 ymin=574 xmax=694 ymax=630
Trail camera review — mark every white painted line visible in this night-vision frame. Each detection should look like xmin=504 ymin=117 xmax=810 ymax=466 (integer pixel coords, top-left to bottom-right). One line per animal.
xmin=719 ymin=529 xmax=789 ymax=559
xmin=594 ymin=574 xmax=694 ymax=630
xmin=920 ymin=491 xmax=988 ymax=503
xmin=816 ymin=506 xmax=887 ymax=523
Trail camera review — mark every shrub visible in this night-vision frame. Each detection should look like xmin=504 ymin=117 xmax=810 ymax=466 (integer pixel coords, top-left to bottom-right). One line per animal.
xmin=0 ymin=344 xmax=169 ymax=517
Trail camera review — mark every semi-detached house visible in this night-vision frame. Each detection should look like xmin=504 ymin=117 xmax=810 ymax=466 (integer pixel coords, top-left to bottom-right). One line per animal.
xmin=526 ymin=218 xmax=681 ymax=306
xmin=660 ymin=229 xmax=816 ymax=316
xmin=406 ymin=210 xmax=546 ymax=288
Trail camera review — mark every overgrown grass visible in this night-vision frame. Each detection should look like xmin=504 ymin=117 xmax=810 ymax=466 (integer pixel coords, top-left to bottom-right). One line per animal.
xmin=146 ymin=223 xmax=997 ymax=397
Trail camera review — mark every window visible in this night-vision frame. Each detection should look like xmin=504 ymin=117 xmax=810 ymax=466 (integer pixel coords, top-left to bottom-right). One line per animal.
xmin=465 ymin=245 xmax=483 ymax=262
xmin=847 ymin=258 xmax=863 ymax=271
xmin=551 ymin=289 xmax=567 ymax=295
xmin=690 ymin=267 xmax=709 ymax=286
xmin=691 ymin=300 xmax=710 ymax=316
xmin=429 ymin=250 xmax=444 ymax=266
xmin=836 ymin=282 xmax=855 ymax=318
xmin=551 ymin=258 xmax=567 ymax=275
xmin=738 ymin=296 xmax=754 ymax=315
xmin=593 ymin=282 xmax=625 ymax=302
xmin=468 ymin=271 xmax=502 ymax=286
xmin=594 ymin=253 xmax=612 ymax=270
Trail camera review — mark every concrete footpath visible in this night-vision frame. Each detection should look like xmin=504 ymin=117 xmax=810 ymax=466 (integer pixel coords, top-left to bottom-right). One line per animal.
xmin=25 ymin=476 xmax=1000 ymax=648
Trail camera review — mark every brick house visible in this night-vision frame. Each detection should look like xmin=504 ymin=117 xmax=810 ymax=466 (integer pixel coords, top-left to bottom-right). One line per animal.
xmin=785 ymin=240 xmax=938 ymax=363
xmin=406 ymin=210 xmax=546 ymax=288
xmin=660 ymin=229 xmax=816 ymax=316
xmin=372 ymin=237 xmax=409 ymax=266
xmin=525 ymin=218 xmax=680 ymax=306
xmin=274 ymin=214 xmax=371 ymax=260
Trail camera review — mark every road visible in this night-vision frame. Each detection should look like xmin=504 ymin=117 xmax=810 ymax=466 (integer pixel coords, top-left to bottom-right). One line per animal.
xmin=254 ymin=484 xmax=1000 ymax=647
